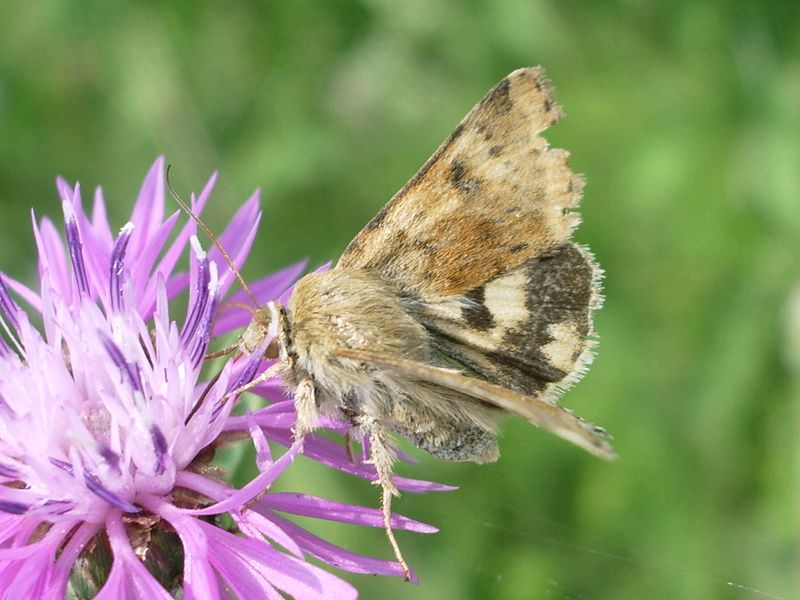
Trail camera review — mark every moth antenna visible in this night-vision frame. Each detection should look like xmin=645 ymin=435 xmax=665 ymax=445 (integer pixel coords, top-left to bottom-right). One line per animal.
xmin=221 ymin=301 xmax=257 ymax=317
xmin=166 ymin=164 xmax=259 ymax=309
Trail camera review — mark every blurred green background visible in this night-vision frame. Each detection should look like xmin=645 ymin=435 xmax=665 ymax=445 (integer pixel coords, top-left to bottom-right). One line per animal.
xmin=1 ymin=1 xmax=798 ymax=598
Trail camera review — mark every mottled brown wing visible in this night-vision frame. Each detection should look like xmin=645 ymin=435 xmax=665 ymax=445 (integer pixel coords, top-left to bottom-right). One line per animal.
xmin=332 ymin=348 xmax=615 ymax=460
xmin=338 ymin=66 xmax=584 ymax=299
xmin=417 ymin=242 xmax=602 ymax=400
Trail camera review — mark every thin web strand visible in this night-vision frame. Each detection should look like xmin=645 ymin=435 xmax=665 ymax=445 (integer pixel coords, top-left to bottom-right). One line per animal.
xmin=418 ymin=503 xmax=789 ymax=600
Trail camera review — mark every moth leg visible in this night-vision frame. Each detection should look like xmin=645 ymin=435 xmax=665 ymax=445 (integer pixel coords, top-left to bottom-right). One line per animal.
xmin=293 ymin=378 xmax=318 ymax=439
xmin=203 ymin=342 xmax=239 ymax=360
xmin=358 ymin=415 xmax=410 ymax=581
xmin=221 ymin=361 xmax=282 ymax=401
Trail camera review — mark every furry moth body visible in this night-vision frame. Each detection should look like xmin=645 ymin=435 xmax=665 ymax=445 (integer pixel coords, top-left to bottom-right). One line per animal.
xmin=238 ymin=67 xmax=613 ymax=579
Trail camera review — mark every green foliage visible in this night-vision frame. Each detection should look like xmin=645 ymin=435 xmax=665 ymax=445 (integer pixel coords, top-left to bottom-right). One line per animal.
xmin=1 ymin=1 xmax=797 ymax=598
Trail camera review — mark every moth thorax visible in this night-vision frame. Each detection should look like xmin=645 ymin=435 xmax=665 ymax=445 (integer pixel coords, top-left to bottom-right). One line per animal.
xmin=286 ymin=270 xmax=433 ymax=400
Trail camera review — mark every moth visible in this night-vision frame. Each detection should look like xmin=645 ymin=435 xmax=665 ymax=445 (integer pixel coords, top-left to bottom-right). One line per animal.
xmin=204 ymin=66 xmax=613 ymax=580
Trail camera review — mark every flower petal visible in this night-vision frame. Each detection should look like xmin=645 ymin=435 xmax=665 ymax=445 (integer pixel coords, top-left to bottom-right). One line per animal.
xmin=200 ymin=519 xmax=357 ymax=600
xmin=129 ymin=157 xmax=166 ymax=257
xmin=182 ymin=440 xmax=302 ymax=516
xmin=95 ymin=512 xmax=173 ymax=600
xmin=257 ymin=427 xmax=457 ymax=493
xmin=257 ymin=492 xmax=437 ymax=533
xmin=48 ymin=522 xmax=99 ymax=599
xmin=266 ymin=511 xmax=415 ymax=580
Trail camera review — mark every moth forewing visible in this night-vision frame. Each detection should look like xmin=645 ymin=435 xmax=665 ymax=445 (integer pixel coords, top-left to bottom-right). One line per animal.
xmin=337 ymin=67 xmax=586 ymax=299
xmin=332 ymin=348 xmax=615 ymax=461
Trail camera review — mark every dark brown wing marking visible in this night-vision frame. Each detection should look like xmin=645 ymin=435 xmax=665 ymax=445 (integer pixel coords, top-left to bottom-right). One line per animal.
xmin=417 ymin=243 xmax=602 ymax=399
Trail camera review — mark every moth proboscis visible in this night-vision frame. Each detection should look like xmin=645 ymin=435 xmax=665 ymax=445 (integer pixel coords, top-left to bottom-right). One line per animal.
xmin=173 ymin=66 xmax=614 ymax=582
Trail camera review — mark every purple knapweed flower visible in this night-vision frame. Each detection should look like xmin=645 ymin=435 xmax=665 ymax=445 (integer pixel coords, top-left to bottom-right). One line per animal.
xmin=0 ymin=159 xmax=445 ymax=599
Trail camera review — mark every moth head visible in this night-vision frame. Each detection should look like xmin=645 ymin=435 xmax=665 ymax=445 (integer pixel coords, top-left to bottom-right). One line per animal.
xmin=240 ymin=300 xmax=292 ymax=362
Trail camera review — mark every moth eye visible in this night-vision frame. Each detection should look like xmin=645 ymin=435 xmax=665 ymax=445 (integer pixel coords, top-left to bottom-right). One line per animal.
xmin=264 ymin=338 xmax=279 ymax=360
